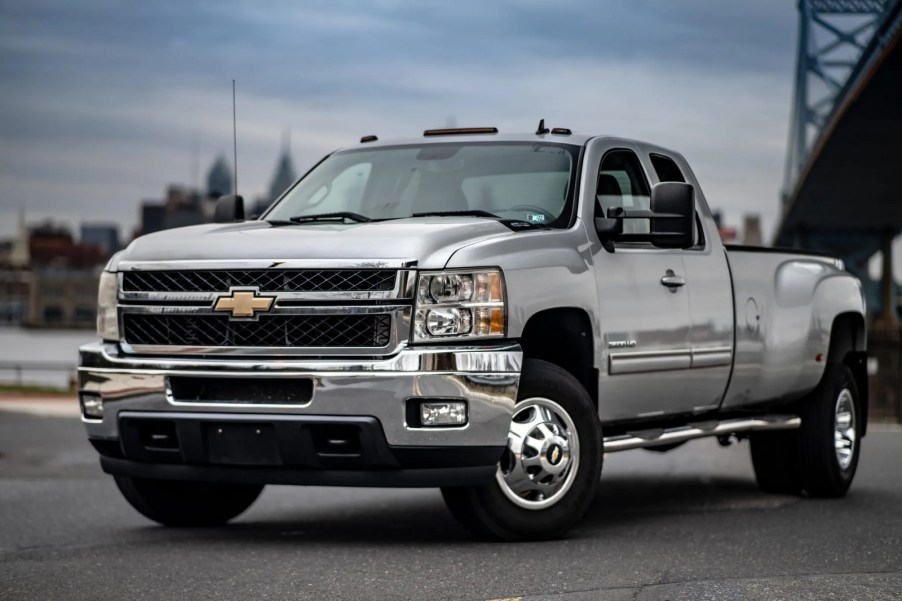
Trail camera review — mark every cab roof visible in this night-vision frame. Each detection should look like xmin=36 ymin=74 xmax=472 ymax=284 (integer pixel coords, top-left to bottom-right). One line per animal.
xmin=340 ymin=128 xmax=685 ymax=164
xmin=345 ymin=130 xmax=597 ymax=150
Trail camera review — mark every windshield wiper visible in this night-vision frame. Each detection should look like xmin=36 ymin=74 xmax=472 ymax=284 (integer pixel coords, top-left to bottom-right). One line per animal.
xmin=288 ymin=212 xmax=372 ymax=223
xmin=411 ymin=210 xmax=500 ymax=219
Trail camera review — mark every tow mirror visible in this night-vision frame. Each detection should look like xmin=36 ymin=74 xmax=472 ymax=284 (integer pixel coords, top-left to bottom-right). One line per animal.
xmin=594 ymin=183 xmax=696 ymax=252
xmin=214 ymin=194 xmax=245 ymax=223
xmin=649 ymin=182 xmax=695 ymax=249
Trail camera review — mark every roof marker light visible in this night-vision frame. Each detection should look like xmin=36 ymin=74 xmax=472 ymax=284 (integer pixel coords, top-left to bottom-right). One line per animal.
xmin=423 ymin=127 xmax=498 ymax=136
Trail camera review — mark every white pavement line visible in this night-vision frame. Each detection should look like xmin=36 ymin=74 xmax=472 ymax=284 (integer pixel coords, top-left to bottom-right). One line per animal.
xmin=0 ymin=399 xmax=80 ymax=418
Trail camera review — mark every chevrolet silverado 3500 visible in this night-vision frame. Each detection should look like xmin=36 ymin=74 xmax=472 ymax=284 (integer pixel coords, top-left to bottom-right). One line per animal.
xmin=79 ymin=127 xmax=867 ymax=540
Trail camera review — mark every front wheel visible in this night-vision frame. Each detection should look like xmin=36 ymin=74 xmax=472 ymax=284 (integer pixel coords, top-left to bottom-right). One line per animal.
xmin=114 ymin=476 xmax=263 ymax=527
xmin=442 ymin=359 xmax=602 ymax=540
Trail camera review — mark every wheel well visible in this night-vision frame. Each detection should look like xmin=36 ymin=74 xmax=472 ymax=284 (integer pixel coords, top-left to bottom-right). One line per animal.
xmin=827 ymin=312 xmax=868 ymax=435
xmin=519 ymin=308 xmax=597 ymax=406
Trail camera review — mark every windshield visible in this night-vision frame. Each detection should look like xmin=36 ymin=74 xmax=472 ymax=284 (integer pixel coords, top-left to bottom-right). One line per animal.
xmin=264 ymin=142 xmax=580 ymax=227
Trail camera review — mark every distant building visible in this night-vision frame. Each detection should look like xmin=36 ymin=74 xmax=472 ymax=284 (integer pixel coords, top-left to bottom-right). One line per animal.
xmin=80 ymin=223 xmax=121 ymax=256
xmin=140 ymin=201 xmax=166 ymax=236
xmin=164 ymin=185 xmax=206 ymax=229
xmin=742 ymin=214 xmax=763 ymax=246
xmin=718 ymin=227 xmax=738 ymax=243
xmin=711 ymin=210 xmax=723 ymax=229
xmin=267 ymin=130 xmax=297 ymax=201
xmin=26 ymin=268 xmax=100 ymax=328
xmin=0 ymin=270 xmax=30 ymax=324
xmin=0 ymin=212 xmax=32 ymax=325
xmin=0 ymin=218 xmax=108 ymax=328
xmin=29 ymin=221 xmax=106 ymax=269
xmin=9 ymin=208 xmax=29 ymax=268
xmin=711 ymin=210 xmax=737 ymax=243
xmin=28 ymin=222 xmax=72 ymax=266
xmin=138 ymin=185 xmax=215 ymax=237
xmin=206 ymin=155 xmax=233 ymax=197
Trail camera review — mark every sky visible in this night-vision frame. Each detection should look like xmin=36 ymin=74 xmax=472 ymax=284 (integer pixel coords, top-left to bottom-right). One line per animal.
xmin=0 ymin=0 xmax=854 ymax=248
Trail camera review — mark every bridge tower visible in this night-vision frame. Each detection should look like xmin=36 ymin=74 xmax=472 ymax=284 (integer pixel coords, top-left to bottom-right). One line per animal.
xmin=783 ymin=0 xmax=889 ymax=199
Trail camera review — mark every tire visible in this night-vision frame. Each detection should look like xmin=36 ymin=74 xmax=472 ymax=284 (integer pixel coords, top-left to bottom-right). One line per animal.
xmin=750 ymin=430 xmax=802 ymax=494
xmin=799 ymin=363 xmax=861 ymax=497
xmin=749 ymin=363 xmax=861 ymax=498
xmin=441 ymin=359 xmax=602 ymax=541
xmin=114 ymin=476 xmax=263 ymax=527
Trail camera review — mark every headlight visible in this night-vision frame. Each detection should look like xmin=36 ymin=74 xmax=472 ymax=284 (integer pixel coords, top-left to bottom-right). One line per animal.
xmin=413 ymin=269 xmax=505 ymax=342
xmin=96 ymin=271 xmax=120 ymax=341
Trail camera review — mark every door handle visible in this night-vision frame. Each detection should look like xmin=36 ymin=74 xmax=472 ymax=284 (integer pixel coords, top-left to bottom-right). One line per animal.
xmin=661 ymin=271 xmax=685 ymax=289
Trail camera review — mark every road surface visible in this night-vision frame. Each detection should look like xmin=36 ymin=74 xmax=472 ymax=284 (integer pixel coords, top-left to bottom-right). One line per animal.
xmin=1 ymin=408 xmax=900 ymax=600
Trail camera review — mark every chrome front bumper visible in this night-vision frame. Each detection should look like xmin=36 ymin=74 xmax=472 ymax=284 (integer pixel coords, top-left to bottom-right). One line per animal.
xmin=78 ymin=342 xmax=522 ymax=448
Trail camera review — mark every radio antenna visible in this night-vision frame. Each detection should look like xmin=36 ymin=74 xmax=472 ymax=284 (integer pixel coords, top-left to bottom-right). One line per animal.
xmin=232 ymin=79 xmax=238 ymax=195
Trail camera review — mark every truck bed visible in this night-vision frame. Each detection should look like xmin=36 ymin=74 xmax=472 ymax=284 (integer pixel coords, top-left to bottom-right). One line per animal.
xmin=721 ymin=245 xmax=853 ymax=409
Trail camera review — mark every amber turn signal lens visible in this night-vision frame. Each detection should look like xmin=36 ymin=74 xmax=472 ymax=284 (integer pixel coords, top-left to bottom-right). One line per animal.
xmin=489 ymin=307 xmax=505 ymax=335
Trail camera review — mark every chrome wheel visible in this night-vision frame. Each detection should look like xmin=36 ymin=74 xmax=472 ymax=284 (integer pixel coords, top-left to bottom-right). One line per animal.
xmin=834 ymin=388 xmax=857 ymax=470
xmin=496 ymin=397 xmax=580 ymax=510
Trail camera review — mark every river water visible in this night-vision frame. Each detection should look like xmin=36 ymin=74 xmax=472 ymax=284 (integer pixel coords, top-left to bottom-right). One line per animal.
xmin=0 ymin=327 xmax=95 ymax=388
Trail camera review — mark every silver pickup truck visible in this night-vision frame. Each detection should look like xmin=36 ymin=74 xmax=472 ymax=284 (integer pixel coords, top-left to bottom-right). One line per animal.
xmin=79 ymin=127 xmax=868 ymax=540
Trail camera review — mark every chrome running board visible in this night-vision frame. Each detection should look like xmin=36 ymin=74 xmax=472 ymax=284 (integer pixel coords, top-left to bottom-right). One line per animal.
xmin=603 ymin=415 xmax=801 ymax=453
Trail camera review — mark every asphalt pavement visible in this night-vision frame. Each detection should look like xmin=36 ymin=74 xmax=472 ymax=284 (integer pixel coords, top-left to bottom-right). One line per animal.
xmin=1 ymin=409 xmax=900 ymax=601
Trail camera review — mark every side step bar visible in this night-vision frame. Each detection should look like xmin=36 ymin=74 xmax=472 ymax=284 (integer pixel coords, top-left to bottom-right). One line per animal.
xmin=603 ymin=415 xmax=801 ymax=453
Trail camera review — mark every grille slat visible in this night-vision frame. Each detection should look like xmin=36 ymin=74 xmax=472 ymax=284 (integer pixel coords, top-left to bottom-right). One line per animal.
xmin=123 ymin=270 xmax=397 ymax=293
xmin=124 ymin=314 xmax=392 ymax=348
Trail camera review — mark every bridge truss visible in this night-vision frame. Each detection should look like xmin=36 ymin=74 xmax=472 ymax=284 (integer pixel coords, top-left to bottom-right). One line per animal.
xmin=783 ymin=0 xmax=890 ymax=198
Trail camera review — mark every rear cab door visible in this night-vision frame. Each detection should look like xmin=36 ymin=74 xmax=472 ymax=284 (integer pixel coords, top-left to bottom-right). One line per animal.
xmin=641 ymin=148 xmax=735 ymax=413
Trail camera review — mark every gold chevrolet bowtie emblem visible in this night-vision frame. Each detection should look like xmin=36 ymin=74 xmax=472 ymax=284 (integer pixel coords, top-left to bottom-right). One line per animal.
xmin=213 ymin=290 xmax=274 ymax=318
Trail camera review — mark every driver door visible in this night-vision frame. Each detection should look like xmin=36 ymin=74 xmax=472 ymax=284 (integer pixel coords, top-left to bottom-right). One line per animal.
xmin=589 ymin=148 xmax=695 ymax=421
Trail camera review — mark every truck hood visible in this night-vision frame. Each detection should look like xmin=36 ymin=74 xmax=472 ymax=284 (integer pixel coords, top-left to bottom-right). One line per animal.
xmin=113 ymin=218 xmax=514 ymax=270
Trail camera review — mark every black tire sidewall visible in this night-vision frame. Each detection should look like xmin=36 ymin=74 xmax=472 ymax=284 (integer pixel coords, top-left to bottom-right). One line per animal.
xmin=453 ymin=358 xmax=602 ymax=540
xmin=801 ymin=363 xmax=860 ymax=497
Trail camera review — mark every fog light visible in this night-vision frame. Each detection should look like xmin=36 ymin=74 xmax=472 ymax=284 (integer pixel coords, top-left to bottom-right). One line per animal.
xmin=420 ymin=401 xmax=467 ymax=427
xmin=80 ymin=393 xmax=103 ymax=418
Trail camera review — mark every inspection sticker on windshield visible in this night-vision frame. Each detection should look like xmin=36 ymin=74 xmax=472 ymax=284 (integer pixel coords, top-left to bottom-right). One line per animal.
xmin=527 ymin=213 xmax=545 ymax=223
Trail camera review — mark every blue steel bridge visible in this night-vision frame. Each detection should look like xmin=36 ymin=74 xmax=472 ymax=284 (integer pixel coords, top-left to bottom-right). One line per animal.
xmin=776 ymin=0 xmax=902 ymax=320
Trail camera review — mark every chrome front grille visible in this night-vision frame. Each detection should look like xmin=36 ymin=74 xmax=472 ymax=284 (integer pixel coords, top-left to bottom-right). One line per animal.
xmin=116 ymin=262 xmax=416 ymax=356
xmin=122 ymin=269 xmax=397 ymax=293
xmin=123 ymin=313 xmax=392 ymax=348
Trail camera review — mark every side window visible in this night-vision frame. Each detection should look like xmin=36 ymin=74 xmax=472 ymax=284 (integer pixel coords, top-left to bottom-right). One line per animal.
xmin=596 ymin=150 xmax=651 ymax=235
xmin=650 ymin=154 xmax=686 ymax=183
